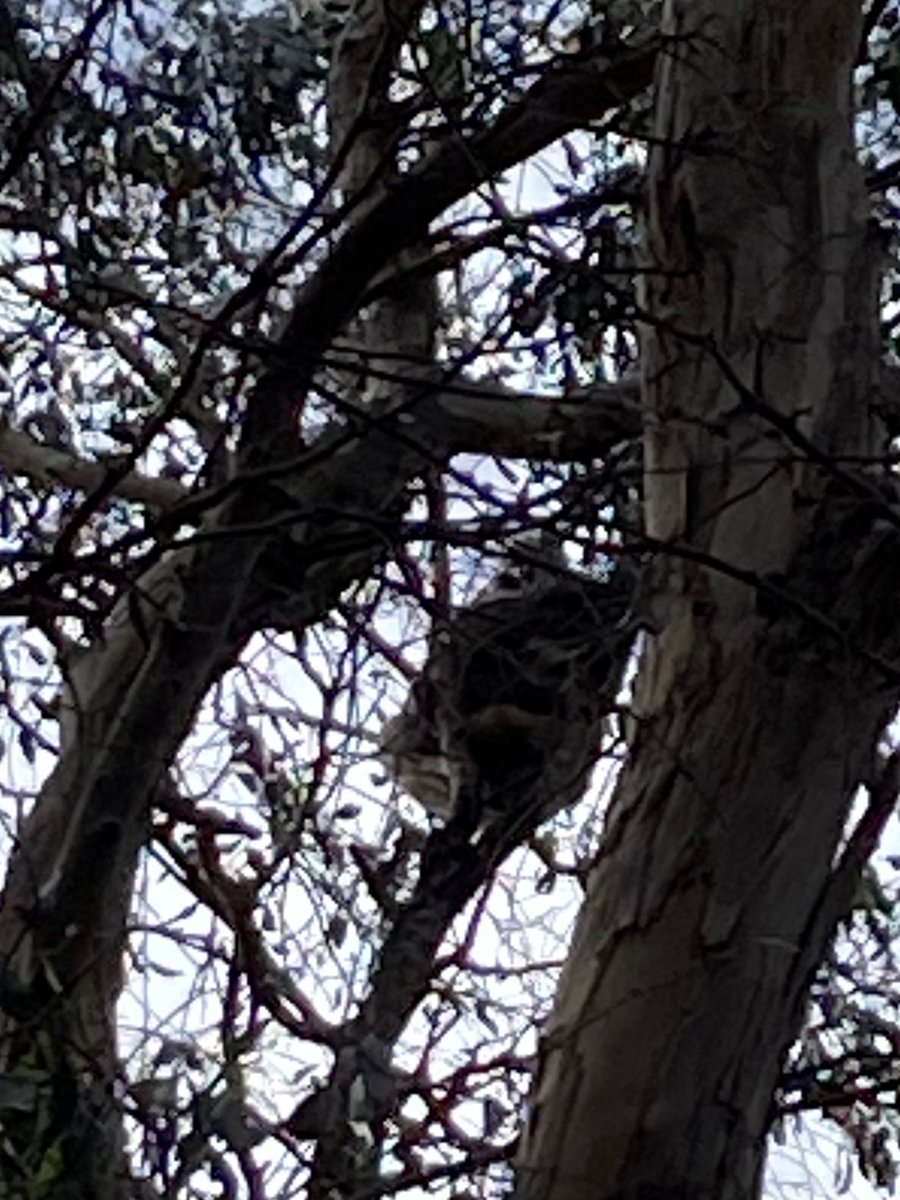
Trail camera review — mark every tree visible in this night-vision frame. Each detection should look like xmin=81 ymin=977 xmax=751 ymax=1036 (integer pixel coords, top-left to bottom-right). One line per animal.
xmin=0 ymin=1 xmax=899 ymax=1198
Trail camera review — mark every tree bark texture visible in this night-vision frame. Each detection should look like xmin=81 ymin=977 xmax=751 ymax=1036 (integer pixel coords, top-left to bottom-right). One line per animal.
xmin=516 ymin=3 xmax=900 ymax=1198
xmin=0 ymin=10 xmax=655 ymax=1197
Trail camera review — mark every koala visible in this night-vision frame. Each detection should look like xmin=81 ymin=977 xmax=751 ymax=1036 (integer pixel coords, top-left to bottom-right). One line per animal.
xmin=380 ymin=541 xmax=635 ymax=836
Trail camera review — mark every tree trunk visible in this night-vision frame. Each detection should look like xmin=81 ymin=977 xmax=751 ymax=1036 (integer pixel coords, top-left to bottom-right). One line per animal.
xmin=0 ymin=11 xmax=655 ymax=1193
xmin=516 ymin=3 xmax=900 ymax=1198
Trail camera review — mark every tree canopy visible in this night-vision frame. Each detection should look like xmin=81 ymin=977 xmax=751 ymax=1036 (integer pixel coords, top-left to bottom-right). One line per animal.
xmin=1 ymin=2 xmax=900 ymax=1198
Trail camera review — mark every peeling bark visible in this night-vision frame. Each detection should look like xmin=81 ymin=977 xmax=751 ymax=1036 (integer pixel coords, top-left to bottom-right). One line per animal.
xmin=516 ymin=3 xmax=900 ymax=1198
xmin=10 ymin=2 xmax=888 ymax=1196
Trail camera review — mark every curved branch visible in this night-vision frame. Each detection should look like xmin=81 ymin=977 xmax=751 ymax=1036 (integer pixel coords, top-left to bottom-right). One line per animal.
xmin=0 ymin=421 xmax=188 ymax=512
xmin=241 ymin=32 xmax=659 ymax=455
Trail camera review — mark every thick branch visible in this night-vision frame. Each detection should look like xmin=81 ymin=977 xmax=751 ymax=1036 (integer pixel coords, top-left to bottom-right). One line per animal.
xmin=0 ymin=29 xmax=657 ymax=961
xmin=241 ymin=33 xmax=658 ymax=455
xmin=432 ymin=376 xmax=642 ymax=459
xmin=304 ymin=35 xmax=656 ymax=332
xmin=0 ymin=29 xmax=657 ymax=1197
xmin=0 ymin=375 xmax=639 ymax=542
xmin=0 ymin=421 xmax=187 ymax=512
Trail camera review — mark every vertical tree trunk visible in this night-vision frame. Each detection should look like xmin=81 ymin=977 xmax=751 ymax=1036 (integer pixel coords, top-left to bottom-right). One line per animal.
xmin=516 ymin=3 xmax=900 ymax=1198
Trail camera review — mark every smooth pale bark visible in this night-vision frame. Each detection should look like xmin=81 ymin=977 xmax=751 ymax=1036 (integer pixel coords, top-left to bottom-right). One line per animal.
xmin=516 ymin=3 xmax=900 ymax=1198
